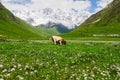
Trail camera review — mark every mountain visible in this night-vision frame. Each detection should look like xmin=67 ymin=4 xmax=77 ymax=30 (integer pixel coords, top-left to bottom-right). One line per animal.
xmin=0 ymin=3 xmax=43 ymax=39
xmin=12 ymin=8 xmax=91 ymax=30
xmin=34 ymin=23 xmax=72 ymax=37
xmin=63 ymin=0 xmax=120 ymax=38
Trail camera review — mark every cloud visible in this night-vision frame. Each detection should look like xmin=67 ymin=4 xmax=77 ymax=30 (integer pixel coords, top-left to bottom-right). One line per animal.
xmin=27 ymin=0 xmax=91 ymax=10
xmin=1 ymin=0 xmax=31 ymax=5
xmin=0 ymin=0 xmax=91 ymax=11
xmin=8 ymin=0 xmax=31 ymax=5
xmin=0 ymin=0 xmax=114 ymax=15
xmin=0 ymin=0 xmax=29 ymax=10
xmin=97 ymin=0 xmax=113 ymax=8
xmin=95 ymin=0 xmax=113 ymax=12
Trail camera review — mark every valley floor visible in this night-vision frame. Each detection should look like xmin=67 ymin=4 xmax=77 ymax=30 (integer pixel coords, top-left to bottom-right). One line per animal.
xmin=0 ymin=40 xmax=120 ymax=80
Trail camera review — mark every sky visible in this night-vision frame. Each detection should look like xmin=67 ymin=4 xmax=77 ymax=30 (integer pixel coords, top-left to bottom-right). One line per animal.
xmin=0 ymin=0 xmax=113 ymax=13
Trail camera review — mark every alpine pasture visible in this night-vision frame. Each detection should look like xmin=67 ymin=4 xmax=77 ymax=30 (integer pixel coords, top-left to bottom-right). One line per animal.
xmin=0 ymin=40 xmax=120 ymax=80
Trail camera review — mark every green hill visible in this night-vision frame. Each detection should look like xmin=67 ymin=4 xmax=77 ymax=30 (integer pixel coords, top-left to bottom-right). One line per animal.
xmin=34 ymin=24 xmax=72 ymax=37
xmin=63 ymin=0 xmax=120 ymax=39
xmin=0 ymin=3 xmax=43 ymax=40
xmin=33 ymin=26 xmax=60 ymax=37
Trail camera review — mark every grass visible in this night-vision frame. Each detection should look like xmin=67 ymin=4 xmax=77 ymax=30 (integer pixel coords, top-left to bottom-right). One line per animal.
xmin=0 ymin=40 xmax=120 ymax=80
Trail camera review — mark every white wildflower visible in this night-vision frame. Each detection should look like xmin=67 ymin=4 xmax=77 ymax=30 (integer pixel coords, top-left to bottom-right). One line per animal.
xmin=34 ymin=70 xmax=37 ymax=73
xmin=92 ymin=60 xmax=95 ymax=64
xmin=56 ymin=70 xmax=59 ymax=73
xmin=101 ymin=72 xmax=106 ymax=76
xmin=12 ymin=58 xmax=15 ymax=61
xmin=39 ymin=63 xmax=43 ymax=66
xmin=72 ymin=74 xmax=75 ymax=77
xmin=10 ymin=68 xmax=15 ymax=72
xmin=55 ymin=63 xmax=58 ymax=66
xmin=25 ymin=65 xmax=29 ymax=69
xmin=2 ymin=69 xmax=7 ymax=73
xmin=19 ymin=68 xmax=22 ymax=71
xmin=36 ymin=59 xmax=39 ymax=62
xmin=25 ymin=71 xmax=28 ymax=75
xmin=84 ymin=76 xmax=87 ymax=80
xmin=13 ymin=65 xmax=17 ymax=68
xmin=18 ymin=64 xmax=22 ymax=68
xmin=30 ymin=71 xmax=34 ymax=75
xmin=84 ymin=74 xmax=87 ymax=77
xmin=5 ymin=73 xmax=10 ymax=77
xmin=0 ymin=64 xmax=3 ymax=68
xmin=17 ymin=75 xmax=24 ymax=80
xmin=76 ymin=77 xmax=80 ymax=80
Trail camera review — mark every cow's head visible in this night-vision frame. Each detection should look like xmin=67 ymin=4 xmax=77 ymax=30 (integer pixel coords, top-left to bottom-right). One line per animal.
xmin=61 ymin=39 xmax=66 ymax=45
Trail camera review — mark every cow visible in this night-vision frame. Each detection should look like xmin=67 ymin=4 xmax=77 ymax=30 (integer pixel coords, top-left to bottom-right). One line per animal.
xmin=50 ymin=36 xmax=66 ymax=45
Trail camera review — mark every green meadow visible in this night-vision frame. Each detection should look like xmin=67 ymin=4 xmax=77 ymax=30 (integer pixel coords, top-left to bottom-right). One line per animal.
xmin=0 ymin=0 xmax=120 ymax=80
xmin=0 ymin=40 xmax=120 ymax=80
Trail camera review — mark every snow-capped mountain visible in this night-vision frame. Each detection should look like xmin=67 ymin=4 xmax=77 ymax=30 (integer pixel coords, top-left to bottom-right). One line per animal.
xmin=12 ymin=8 xmax=91 ymax=29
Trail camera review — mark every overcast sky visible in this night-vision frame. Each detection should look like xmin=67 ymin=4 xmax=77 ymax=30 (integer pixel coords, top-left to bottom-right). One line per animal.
xmin=0 ymin=0 xmax=113 ymax=12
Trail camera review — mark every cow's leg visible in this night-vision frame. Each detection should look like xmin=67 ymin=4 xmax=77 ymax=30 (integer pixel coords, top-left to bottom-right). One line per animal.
xmin=52 ymin=38 xmax=55 ymax=44
xmin=54 ymin=41 xmax=56 ymax=44
xmin=59 ymin=40 xmax=62 ymax=45
xmin=54 ymin=40 xmax=57 ymax=45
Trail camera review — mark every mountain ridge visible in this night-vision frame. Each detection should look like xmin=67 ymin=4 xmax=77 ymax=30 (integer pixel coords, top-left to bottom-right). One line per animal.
xmin=11 ymin=8 xmax=91 ymax=29
xmin=63 ymin=0 xmax=120 ymax=38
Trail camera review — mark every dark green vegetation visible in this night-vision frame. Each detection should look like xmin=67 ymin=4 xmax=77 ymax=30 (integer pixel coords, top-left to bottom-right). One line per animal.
xmin=0 ymin=41 xmax=120 ymax=79
xmin=0 ymin=3 xmax=44 ymax=39
xmin=63 ymin=0 xmax=120 ymax=38
xmin=34 ymin=26 xmax=60 ymax=37
xmin=34 ymin=24 xmax=71 ymax=37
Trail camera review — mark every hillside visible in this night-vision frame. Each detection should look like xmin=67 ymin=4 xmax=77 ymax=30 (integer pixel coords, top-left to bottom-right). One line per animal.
xmin=34 ymin=23 xmax=72 ymax=37
xmin=0 ymin=3 xmax=43 ymax=39
xmin=63 ymin=0 xmax=120 ymax=38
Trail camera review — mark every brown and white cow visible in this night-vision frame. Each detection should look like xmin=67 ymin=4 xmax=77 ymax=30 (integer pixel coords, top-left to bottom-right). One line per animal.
xmin=51 ymin=36 xmax=66 ymax=45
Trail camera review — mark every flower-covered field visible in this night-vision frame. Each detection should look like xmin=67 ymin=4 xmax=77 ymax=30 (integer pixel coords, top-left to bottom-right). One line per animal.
xmin=0 ymin=41 xmax=120 ymax=80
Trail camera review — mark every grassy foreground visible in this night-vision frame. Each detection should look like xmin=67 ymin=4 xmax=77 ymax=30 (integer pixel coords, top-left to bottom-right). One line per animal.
xmin=0 ymin=40 xmax=120 ymax=80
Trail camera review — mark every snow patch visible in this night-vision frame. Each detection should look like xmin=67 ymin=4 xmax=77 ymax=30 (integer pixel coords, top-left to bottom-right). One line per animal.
xmin=92 ymin=19 xmax=101 ymax=24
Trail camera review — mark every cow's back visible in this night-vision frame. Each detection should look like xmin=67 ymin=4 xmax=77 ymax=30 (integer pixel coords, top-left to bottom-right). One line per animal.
xmin=52 ymin=36 xmax=62 ymax=41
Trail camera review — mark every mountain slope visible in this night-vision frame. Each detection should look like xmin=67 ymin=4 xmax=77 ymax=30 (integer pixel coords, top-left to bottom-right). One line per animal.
xmin=0 ymin=3 xmax=43 ymax=39
xmin=63 ymin=0 xmax=120 ymax=38
xmin=34 ymin=24 xmax=72 ymax=37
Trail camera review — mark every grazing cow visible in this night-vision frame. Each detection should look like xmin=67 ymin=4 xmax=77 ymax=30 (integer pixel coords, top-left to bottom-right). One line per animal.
xmin=51 ymin=36 xmax=66 ymax=45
